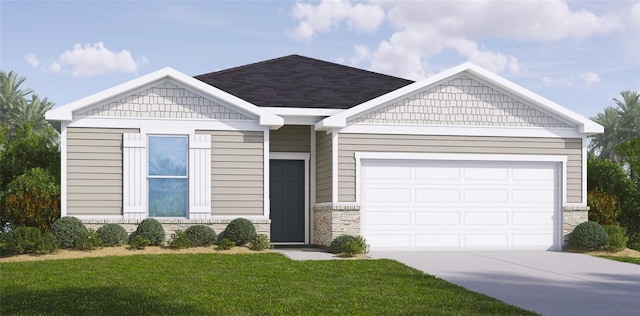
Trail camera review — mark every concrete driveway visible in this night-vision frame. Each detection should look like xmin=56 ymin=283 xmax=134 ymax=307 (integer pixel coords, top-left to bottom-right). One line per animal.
xmin=369 ymin=251 xmax=640 ymax=316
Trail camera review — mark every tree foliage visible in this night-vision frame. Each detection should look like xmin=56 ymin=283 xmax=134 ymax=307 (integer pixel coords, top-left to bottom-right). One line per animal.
xmin=1 ymin=168 xmax=60 ymax=231
xmin=590 ymin=90 xmax=640 ymax=161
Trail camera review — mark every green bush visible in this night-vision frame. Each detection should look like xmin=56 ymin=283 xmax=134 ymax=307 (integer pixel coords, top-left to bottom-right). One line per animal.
xmin=168 ymin=230 xmax=191 ymax=249
xmin=249 ymin=234 xmax=270 ymax=251
xmin=96 ymin=224 xmax=128 ymax=247
xmin=567 ymin=221 xmax=608 ymax=250
xmin=629 ymin=241 xmax=640 ymax=251
xmin=329 ymin=235 xmax=357 ymax=254
xmin=135 ymin=218 xmax=165 ymax=246
xmin=331 ymin=235 xmax=369 ymax=256
xmin=184 ymin=225 xmax=216 ymax=247
xmin=36 ymin=232 xmax=60 ymax=254
xmin=1 ymin=168 xmax=60 ymax=231
xmin=223 ymin=218 xmax=256 ymax=246
xmin=587 ymin=190 xmax=621 ymax=226
xmin=77 ymin=228 xmax=103 ymax=250
xmin=6 ymin=226 xmax=42 ymax=254
xmin=217 ymin=238 xmax=234 ymax=250
xmin=604 ymin=225 xmax=628 ymax=252
xmin=129 ymin=235 xmax=150 ymax=250
xmin=51 ymin=216 xmax=88 ymax=249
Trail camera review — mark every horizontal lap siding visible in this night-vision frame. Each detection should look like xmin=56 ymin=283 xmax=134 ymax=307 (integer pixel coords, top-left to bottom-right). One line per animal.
xmin=67 ymin=127 xmax=139 ymax=215
xmin=315 ymin=131 xmax=332 ymax=203
xmin=270 ymin=125 xmax=311 ymax=152
xmin=197 ymin=130 xmax=264 ymax=215
xmin=338 ymin=134 xmax=582 ymax=203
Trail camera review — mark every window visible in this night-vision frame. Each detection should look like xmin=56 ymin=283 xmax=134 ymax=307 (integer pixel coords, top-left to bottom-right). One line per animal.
xmin=148 ymin=135 xmax=188 ymax=217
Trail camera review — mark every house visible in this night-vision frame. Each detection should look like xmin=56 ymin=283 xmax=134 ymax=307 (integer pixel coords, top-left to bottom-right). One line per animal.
xmin=45 ymin=55 xmax=603 ymax=251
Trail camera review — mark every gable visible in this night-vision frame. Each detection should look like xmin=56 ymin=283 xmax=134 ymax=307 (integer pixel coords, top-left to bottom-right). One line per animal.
xmin=76 ymin=81 xmax=252 ymax=120
xmin=349 ymin=75 xmax=573 ymax=128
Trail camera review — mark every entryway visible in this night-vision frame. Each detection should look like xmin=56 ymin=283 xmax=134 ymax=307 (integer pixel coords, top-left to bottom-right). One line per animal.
xmin=270 ymin=159 xmax=306 ymax=243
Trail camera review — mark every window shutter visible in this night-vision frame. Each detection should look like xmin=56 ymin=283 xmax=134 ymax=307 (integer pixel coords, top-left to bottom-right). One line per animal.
xmin=123 ymin=133 xmax=146 ymax=220
xmin=189 ymin=134 xmax=211 ymax=219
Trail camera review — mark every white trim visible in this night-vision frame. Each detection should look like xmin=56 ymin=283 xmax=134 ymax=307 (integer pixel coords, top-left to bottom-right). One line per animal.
xmin=210 ymin=215 xmax=270 ymax=221
xmin=331 ymin=129 xmax=339 ymax=203
xmin=353 ymin=152 xmax=576 ymax=207
xmin=277 ymin=115 xmax=326 ymax=125
xmin=317 ymin=62 xmax=603 ymax=135
xmin=340 ymin=124 xmax=582 ymax=139
xmin=262 ymin=107 xmax=343 ymax=116
xmin=68 ymin=117 xmax=265 ymax=132
xmin=269 ymin=152 xmax=311 ymax=244
xmin=46 ymin=67 xmax=284 ymax=127
xmin=582 ymin=137 xmax=588 ymax=205
xmin=263 ymin=129 xmax=270 ymax=219
xmin=60 ymin=122 xmax=68 ymax=217
xmin=310 ymin=126 xmax=316 ymax=244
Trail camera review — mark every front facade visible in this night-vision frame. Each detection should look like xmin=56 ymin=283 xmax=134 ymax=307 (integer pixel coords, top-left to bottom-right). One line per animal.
xmin=46 ymin=55 xmax=602 ymax=251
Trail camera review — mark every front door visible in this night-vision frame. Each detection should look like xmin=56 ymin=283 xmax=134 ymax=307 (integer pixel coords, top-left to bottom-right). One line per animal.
xmin=270 ymin=160 xmax=305 ymax=242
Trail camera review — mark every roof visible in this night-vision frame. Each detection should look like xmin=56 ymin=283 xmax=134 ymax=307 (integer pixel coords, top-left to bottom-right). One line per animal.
xmin=317 ymin=62 xmax=604 ymax=135
xmin=195 ymin=55 xmax=414 ymax=109
xmin=45 ymin=67 xmax=284 ymax=127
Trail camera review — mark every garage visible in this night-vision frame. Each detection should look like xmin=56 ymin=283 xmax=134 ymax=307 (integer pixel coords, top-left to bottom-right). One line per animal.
xmin=360 ymin=159 xmax=560 ymax=251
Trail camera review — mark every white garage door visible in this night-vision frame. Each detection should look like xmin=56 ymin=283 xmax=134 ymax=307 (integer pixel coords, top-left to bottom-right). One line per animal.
xmin=361 ymin=160 xmax=560 ymax=251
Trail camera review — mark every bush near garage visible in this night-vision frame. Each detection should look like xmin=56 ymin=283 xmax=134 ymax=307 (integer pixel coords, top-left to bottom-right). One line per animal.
xmin=223 ymin=218 xmax=256 ymax=246
xmin=567 ymin=221 xmax=608 ymax=250
xmin=604 ymin=225 xmax=628 ymax=252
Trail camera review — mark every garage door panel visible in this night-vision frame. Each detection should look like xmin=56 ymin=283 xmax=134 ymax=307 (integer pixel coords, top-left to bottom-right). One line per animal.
xmin=464 ymin=189 xmax=509 ymax=202
xmin=361 ymin=160 xmax=559 ymax=251
xmin=415 ymin=189 xmax=460 ymax=202
xmin=464 ymin=212 xmax=509 ymax=225
xmin=415 ymin=234 xmax=460 ymax=248
xmin=415 ymin=211 xmax=460 ymax=225
xmin=364 ymin=165 xmax=411 ymax=179
xmin=415 ymin=167 xmax=460 ymax=179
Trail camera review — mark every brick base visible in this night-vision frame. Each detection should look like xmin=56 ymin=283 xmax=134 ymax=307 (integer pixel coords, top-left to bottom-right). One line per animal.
xmin=82 ymin=218 xmax=271 ymax=244
xmin=562 ymin=206 xmax=589 ymax=245
xmin=313 ymin=205 xmax=361 ymax=247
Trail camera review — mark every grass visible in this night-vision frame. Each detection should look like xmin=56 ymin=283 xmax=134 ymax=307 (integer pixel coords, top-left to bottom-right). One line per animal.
xmin=0 ymin=253 xmax=535 ymax=315
xmin=598 ymin=256 xmax=640 ymax=265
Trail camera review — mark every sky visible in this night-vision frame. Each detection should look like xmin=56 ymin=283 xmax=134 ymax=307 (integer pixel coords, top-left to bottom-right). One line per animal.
xmin=1 ymin=0 xmax=639 ymax=118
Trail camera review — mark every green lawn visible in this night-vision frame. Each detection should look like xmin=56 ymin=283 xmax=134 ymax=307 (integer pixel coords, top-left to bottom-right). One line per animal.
xmin=0 ymin=253 xmax=535 ymax=315
xmin=598 ymin=256 xmax=640 ymax=265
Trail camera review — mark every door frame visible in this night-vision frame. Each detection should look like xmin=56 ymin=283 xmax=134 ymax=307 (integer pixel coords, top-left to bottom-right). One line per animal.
xmin=270 ymin=152 xmax=310 ymax=244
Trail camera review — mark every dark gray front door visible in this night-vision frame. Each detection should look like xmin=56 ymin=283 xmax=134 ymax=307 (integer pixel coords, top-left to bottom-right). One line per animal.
xmin=270 ymin=160 xmax=305 ymax=242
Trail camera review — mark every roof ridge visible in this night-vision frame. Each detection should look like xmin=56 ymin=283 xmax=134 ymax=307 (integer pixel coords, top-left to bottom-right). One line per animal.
xmin=194 ymin=55 xmax=300 ymax=78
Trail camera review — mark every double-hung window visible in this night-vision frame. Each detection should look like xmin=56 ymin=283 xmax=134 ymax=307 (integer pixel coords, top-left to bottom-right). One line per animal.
xmin=148 ymin=135 xmax=188 ymax=217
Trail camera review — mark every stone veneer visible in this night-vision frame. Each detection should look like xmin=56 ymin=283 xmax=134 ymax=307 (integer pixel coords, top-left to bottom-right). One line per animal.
xmin=78 ymin=82 xmax=251 ymax=120
xmin=350 ymin=75 xmax=573 ymax=128
xmin=562 ymin=206 xmax=590 ymax=244
xmin=313 ymin=205 xmax=361 ymax=247
xmin=83 ymin=218 xmax=270 ymax=244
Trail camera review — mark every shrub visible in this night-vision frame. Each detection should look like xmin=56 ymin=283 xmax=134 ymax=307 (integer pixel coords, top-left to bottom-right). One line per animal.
xmin=629 ymin=241 xmax=640 ymax=251
xmin=135 ymin=218 xmax=165 ymax=246
xmin=168 ymin=230 xmax=191 ymax=249
xmin=6 ymin=226 xmax=42 ymax=254
xmin=567 ymin=221 xmax=608 ymax=250
xmin=1 ymin=168 xmax=60 ymax=231
xmin=330 ymin=235 xmax=357 ymax=254
xmin=217 ymin=238 xmax=234 ymax=250
xmin=51 ymin=216 xmax=88 ymax=249
xmin=129 ymin=235 xmax=150 ymax=250
xmin=587 ymin=190 xmax=621 ymax=226
xmin=96 ymin=224 xmax=128 ymax=247
xmin=604 ymin=225 xmax=628 ymax=252
xmin=36 ymin=232 xmax=60 ymax=254
xmin=184 ymin=225 xmax=216 ymax=247
xmin=249 ymin=234 xmax=270 ymax=251
xmin=330 ymin=235 xmax=369 ymax=257
xmin=77 ymin=229 xmax=103 ymax=250
xmin=223 ymin=218 xmax=256 ymax=246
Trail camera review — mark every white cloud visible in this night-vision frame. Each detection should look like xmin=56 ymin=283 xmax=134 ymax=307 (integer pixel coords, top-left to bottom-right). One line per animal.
xmin=24 ymin=54 xmax=39 ymax=68
xmin=291 ymin=0 xmax=384 ymax=41
xmin=631 ymin=3 xmax=640 ymax=29
xmin=294 ymin=1 xmax=622 ymax=80
xmin=580 ymin=72 xmax=601 ymax=86
xmin=50 ymin=42 xmax=148 ymax=77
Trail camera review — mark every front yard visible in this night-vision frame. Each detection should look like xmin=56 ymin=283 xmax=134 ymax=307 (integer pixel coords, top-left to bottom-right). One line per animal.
xmin=0 ymin=252 xmax=535 ymax=315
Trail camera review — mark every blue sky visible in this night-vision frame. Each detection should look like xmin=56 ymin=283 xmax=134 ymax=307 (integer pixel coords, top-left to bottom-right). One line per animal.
xmin=1 ymin=0 xmax=639 ymax=118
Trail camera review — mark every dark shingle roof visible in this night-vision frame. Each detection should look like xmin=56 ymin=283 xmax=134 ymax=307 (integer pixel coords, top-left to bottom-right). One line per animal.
xmin=194 ymin=55 xmax=414 ymax=109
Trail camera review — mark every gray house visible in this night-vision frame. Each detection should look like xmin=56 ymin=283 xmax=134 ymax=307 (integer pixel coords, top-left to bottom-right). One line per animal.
xmin=45 ymin=55 xmax=602 ymax=251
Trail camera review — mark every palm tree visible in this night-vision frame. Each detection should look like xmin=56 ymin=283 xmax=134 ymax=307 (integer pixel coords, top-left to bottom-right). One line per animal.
xmin=590 ymin=90 xmax=640 ymax=161
xmin=13 ymin=94 xmax=55 ymax=133
xmin=0 ymin=71 xmax=32 ymax=127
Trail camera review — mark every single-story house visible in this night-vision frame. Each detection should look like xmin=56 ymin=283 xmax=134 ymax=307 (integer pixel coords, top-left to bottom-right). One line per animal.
xmin=46 ymin=55 xmax=603 ymax=251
